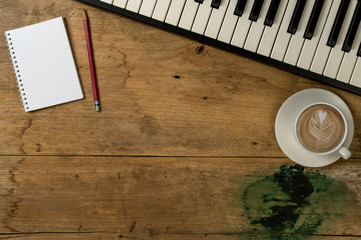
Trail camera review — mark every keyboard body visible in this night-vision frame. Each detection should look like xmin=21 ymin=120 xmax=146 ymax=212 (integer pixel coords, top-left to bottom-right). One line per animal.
xmin=74 ymin=0 xmax=361 ymax=96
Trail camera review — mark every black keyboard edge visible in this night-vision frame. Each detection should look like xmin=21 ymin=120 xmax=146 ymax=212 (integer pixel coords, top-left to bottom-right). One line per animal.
xmin=75 ymin=0 xmax=361 ymax=96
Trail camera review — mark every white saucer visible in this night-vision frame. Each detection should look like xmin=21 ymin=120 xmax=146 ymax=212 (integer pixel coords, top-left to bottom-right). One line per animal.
xmin=275 ymin=88 xmax=354 ymax=167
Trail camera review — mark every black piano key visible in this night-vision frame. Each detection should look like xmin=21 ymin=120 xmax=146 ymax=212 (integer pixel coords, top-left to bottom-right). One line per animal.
xmin=249 ymin=0 xmax=265 ymax=21
xmin=211 ymin=0 xmax=222 ymax=8
xmin=234 ymin=0 xmax=247 ymax=16
xmin=304 ymin=0 xmax=325 ymax=39
xmin=287 ymin=0 xmax=307 ymax=34
xmin=342 ymin=0 xmax=361 ymax=52
xmin=195 ymin=0 xmax=204 ymax=3
xmin=357 ymin=42 xmax=361 ymax=56
xmin=327 ymin=0 xmax=350 ymax=47
xmin=264 ymin=0 xmax=281 ymax=27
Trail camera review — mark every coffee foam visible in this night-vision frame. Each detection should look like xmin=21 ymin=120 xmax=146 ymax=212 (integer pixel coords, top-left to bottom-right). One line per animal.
xmin=296 ymin=104 xmax=345 ymax=153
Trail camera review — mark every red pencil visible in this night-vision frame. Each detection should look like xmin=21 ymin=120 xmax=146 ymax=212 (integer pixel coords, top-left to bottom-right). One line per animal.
xmin=83 ymin=9 xmax=100 ymax=112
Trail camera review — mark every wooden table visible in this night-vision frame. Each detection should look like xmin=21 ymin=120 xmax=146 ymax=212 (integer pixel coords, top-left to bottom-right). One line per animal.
xmin=1 ymin=1 xmax=360 ymax=239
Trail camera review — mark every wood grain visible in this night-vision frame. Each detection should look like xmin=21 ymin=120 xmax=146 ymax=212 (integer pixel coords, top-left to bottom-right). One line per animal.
xmin=1 ymin=0 xmax=361 ymax=157
xmin=1 ymin=156 xmax=361 ymax=239
xmin=0 ymin=0 xmax=360 ymax=239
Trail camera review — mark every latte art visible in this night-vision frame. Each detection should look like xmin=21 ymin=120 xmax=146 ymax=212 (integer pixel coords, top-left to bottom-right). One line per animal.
xmin=296 ymin=104 xmax=345 ymax=153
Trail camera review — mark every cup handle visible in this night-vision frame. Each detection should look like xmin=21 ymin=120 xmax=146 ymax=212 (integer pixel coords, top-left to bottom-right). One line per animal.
xmin=339 ymin=146 xmax=351 ymax=159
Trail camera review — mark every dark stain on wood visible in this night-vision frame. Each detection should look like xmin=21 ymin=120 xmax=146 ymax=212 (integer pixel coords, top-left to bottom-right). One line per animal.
xmin=139 ymin=115 xmax=160 ymax=136
xmin=196 ymin=45 xmax=205 ymax=55
xmin=36 ymin=143 xmax=42 ymax=152
xmin=242 ymin=164 xmax=354 ymax=239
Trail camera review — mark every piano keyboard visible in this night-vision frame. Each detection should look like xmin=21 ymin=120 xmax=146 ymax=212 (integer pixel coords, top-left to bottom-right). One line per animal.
xmin=75 ymin=0 xmax=361 ymax=95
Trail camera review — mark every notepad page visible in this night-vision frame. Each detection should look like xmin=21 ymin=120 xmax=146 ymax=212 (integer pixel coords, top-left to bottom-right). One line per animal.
xmin=5 ymin=17 xmax=83 ymax=112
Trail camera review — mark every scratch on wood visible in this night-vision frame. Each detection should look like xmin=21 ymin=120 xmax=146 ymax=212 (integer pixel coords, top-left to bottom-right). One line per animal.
xmin=2 ymin=161 xmax=24 ymax=233
xmin=8 ymin=171 xmax=17 ymax=194
xmin=129 ymin=221 xmax=136 ymax=232
xmin=19 ymin=119 xmax=33 ymax=154
xmin=122 ymin=51 xmax=134 ymax=89
xmin=114 ymin=49 xmax=134 ymax=89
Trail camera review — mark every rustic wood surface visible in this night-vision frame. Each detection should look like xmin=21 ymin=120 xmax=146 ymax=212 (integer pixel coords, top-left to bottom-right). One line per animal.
xmin=0 ymin=1 xmax=360 ymax=239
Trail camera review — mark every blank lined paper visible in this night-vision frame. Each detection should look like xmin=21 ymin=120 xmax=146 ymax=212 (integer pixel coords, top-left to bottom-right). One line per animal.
xmin=5 ymin=17 xmax=83 ymax=112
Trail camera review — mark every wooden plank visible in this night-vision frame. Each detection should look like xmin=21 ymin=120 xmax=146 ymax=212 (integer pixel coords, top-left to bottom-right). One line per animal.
xmin=1 ymin=233 xmax=361 ymax=240
xmin=0 ymin=233 xmax=360 ymax=240
xmin=0 ymin=156 xmax=360 ymax=238
xmin=1 ymin=1 xmax=361 ymax=157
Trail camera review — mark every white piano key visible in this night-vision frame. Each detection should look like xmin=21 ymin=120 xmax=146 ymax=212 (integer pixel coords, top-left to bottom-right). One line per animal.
xmin=205 ymin=0 xmax=230 ymax=39
xmin=139 ymin=0 xmax=157 ymax=17
xmin=113 ymin=0 xmax=127 ymax=8
xmin=284 ymin=0 xmax=314 ymax=65
xmin=101 ymin=0 xmax=114 ymax=4
xmin=310 ymin=0 xmax=340 ymax=74
xmin=179 ymin=1 xmax=200 ymax=30
xmin=152 ymin=0 xmax=172 ymax=22
xmin=230 ymin=0 xmax=254 ymax=48
xmin=165 ymin=0 xmax=186 ymax=26
xmin=337 ymin=19 xmax=361 ymax=83
xmin=126 ymin=0 xmax=142 ymax=12
xmin=338 ymin=51 xmax=359 ymax=83
xmin=324 ymin=50 xmax=345 ymax=78
xmin=244 ymin=0 xmax=273 ymax=52
xmin=217 ymin=0 xmax=240 ymax=43
xmin=257 ymin=0 xmax=289 ymax=57
xmin=270 ymin=0 xmax=299 ymax=61
xmin=297 ymin=0 xmax=334 ymax=70
xmin=350 ymin=57 xmax=361 ymax=87
xmin=324 ymin=0 xmax=357 ymax=79
xmin=192 ymin=0 xmax=213 ymax=35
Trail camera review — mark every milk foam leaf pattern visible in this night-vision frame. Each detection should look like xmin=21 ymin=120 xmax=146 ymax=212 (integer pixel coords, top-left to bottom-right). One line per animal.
xmin=309 ymin=110 xmax=334 ymax=150
xmin=297 ymin=105 xmax=345 ymax=153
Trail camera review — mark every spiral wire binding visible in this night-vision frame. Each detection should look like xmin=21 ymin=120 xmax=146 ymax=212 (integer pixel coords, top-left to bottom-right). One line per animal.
xmin=5 ymin=32 xmax=29 ymax=111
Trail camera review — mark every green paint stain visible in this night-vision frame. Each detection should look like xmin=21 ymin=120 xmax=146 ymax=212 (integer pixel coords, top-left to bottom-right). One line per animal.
xmin=242 ymin=165 xmax=353 ymax=240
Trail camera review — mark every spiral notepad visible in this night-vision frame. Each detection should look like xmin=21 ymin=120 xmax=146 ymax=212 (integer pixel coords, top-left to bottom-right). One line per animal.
xmin=5 ymin=17 xmax=83 ymax=112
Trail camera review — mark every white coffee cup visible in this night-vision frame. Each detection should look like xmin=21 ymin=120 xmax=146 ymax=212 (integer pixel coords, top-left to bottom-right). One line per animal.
xmin=294 ymin=102 xmax=351 ymax=159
